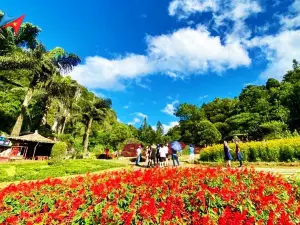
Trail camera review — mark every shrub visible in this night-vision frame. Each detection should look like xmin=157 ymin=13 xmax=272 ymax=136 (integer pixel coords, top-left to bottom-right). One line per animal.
xmin=199 ymin=137 xmax=300 ymax=162
xmin=51 ymin=141 xmax=68 ymax=160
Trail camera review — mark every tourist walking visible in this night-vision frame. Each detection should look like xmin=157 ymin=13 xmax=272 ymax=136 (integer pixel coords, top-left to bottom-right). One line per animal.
xmin=135 ymin=145 xmax=142 ymax=166
xmin=171 ymin=147 xmax=180 ymax=166
xmin=189 ymin=144 xmax=195 ymax=163
xmin=235 ymin=142 xmax=243 ymax=167
xmin=150 ymin=144 xmax=157 ymax=167
xmin=224 ymin=141 xmax=233 ymax=167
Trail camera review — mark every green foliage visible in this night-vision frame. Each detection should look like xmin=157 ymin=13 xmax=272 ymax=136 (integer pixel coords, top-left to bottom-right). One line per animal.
xmin=260 ymin=121 xmax=288 ymax=139
xmin=0 ymin=160 xmax=125 ymax=182
xmin=51 ymin=141 xmax=67 ymax=160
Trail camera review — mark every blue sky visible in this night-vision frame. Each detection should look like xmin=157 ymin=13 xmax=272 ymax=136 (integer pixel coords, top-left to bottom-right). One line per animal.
xmin=2 ymin=0 xmax=300 ymax=132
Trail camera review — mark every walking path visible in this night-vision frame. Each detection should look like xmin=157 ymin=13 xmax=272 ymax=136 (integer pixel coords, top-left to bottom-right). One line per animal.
xmin=1 ymin=159 xmax=299 ymax=189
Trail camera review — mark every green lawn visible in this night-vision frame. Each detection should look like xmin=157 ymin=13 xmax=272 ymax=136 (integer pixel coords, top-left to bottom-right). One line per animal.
xmin=0 ymin=159 xmax=126 ymax=183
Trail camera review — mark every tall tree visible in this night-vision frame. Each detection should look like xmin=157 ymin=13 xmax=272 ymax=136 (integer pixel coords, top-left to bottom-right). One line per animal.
xmin=78 ymin=91 xmax=112 ymax=153
xmin=156 ymin=121 xmax=164 ymax=143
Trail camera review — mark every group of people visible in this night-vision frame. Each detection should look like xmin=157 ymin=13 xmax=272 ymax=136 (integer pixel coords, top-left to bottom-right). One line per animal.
xmin=135 ymin=141 xmax=243 ymax=168
xmin=135 ymin=144 xmax=181 ymax=167
xmin=223 ymin=141 xmax=243 ymax=167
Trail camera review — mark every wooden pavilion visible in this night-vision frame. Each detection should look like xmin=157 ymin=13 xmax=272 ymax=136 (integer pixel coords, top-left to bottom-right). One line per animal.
xmin=8 ymin=130 xmax=56 ymax=160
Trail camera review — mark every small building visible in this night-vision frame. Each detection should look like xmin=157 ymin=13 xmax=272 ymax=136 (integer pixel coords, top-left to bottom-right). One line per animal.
xmin=8 ymin=130 xmax=56 ymax=160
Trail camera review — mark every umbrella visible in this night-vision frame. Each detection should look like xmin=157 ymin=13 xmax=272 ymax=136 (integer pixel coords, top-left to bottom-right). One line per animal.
xmin=170 ymin=141 xmax=182 ymax=152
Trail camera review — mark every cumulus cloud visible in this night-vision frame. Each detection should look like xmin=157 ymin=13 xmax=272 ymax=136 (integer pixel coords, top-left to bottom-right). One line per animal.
xmin=69 ymin=0 xmax=300 ymax=90
xmin=162 ymin=100 xmax=179 ymax=116
xmin=70 ymin=54 xmax=153 ymax=91
xmin=147 ymin=26 xmax=251 ymax=73
xmin=70 ymin=26 xmax=251 ymax=90
xmin=280 ymin=0 xmax=300 ymax=30
xmin=247 ymin=30 xmax=300 ymax=80
xmin=168 ymin=0 xmax=218 ymax=19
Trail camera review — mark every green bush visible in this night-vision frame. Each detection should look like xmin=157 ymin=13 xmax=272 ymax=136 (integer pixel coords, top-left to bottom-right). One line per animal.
xmin=51 ymin=141 xmax=68 ymax=160
xmin=0 ymin=160 xmax=125 ymax=182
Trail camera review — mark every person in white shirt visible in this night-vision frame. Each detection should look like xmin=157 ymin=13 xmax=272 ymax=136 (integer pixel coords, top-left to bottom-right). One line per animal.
xmin=163 ymin=144 xmax=169 ymax=166
xmin=135 ymin=146 xmax=142 ymax=166
xmin=159 ymin=144 xmax=167 ymax=167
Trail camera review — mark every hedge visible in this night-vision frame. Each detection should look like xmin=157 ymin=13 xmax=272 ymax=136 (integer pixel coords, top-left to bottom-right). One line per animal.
xmin=199 ymin=137 xmax=300 ymax=162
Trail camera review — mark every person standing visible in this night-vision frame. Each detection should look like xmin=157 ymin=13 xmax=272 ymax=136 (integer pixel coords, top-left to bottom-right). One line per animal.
xmin=158 ymin=145 xmax=165 ymax=167
xmin=145 ymin=146 xmax=150 ymax=167
xmin=224 ymin=141 xmax=233 ymax=168
xmin=105 ymin=148 xmax=109 ymax=159
xmin=235 ymin=142 xmax=243 ymax=167
xmin=150 ymin=144 xmax=157 ymax=167
xmin=135 ymin=145 xmax=142 ymax=166
xmin=189 ymin=144 xmax=195 ymax=163
xmin=172 ymin=147 xmax=180 ymax=166
xmin=156 ymin=144 xmax=161 ymax=165
xmin=164 ymin=144 xmax=169 ymax=166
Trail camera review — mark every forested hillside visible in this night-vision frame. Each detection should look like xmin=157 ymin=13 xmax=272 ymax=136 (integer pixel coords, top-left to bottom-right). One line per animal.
xmin=168 ymin=60 xmax=300 ymax=144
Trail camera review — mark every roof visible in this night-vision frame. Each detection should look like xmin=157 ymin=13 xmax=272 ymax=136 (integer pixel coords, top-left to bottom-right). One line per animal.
xmin=8 ymin=130 xmax=56 ymax=144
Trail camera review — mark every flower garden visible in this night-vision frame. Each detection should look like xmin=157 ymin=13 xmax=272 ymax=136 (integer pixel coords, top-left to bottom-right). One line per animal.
xmin=200 ymin=137 xmax=300 ymax=162
xmin=0 ymin=167 xmax=299 ymax=225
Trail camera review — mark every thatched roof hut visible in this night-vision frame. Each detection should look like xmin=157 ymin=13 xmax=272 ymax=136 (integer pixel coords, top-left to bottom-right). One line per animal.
xmin=8 ymin=130 xmax=56 ymax=159
xmin=8 ymin=130 xmax=56 ymax=144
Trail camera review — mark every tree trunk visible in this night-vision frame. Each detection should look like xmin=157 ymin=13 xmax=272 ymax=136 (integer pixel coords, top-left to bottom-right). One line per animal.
xmin=11 ymin=87 xmax=34 ymax=136
xmin=83 ymin=117 xmax=93 ymax=154
xmin=41 ymin=98 xmax=50 ymax=126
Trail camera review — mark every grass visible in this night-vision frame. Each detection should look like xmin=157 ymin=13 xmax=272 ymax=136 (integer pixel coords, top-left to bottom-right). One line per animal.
xmin=0 ymin=159 xmax=126 ymax=183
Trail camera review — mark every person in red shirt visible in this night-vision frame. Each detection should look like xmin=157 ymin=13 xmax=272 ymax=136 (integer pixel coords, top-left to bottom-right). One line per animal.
xmin=105 ymin=148 xmax=109 ymax=159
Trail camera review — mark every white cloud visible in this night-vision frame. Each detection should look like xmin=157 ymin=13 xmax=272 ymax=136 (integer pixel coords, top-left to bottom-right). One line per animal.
xmin=280 ymin=0 xmax=300 ymax=29
xmin=162 ymin=100 xmax=179 ymax=116
xmin=290 ymin=0 xmax=300 ymax=12
xmin=162 ymin=121 xmax=179 ymax=134
xmin=71 ymin=26 xmax=251 ymax=90
xmin=281 ymin=15 xmax=300 ymax=29
xmin=124 ymin=105 xmax=129 ymax=109
xmin=168 ymin=0 xmax=218 ymax=19
xmin=70 ymin=54 xmax=153 ymax=91
xmin=135 ymin=112 xmax=148 ymax=119
xmin=247 ymin=30 xmax=300 ymax=80
xmin=128 ymin=117 xmax=141 ymax=125
xmin=169 ymin=0 xmax=261 ymax=45
xmin=199 ymin=95 xmax=208 ymax=99
xmin=147 ymin=26 xmax=251 ymax=73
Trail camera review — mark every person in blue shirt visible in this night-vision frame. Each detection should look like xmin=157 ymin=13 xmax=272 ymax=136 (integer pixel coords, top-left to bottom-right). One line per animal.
xmin=189 ymin=144 xmax=195 ymax=163
xmin=171 ymin=147 xmax=180 ymax=166
xmin=224 ymin=141 xmax=233 ymax=168
xmin=235 ymin=142 xmax=243 ymax=167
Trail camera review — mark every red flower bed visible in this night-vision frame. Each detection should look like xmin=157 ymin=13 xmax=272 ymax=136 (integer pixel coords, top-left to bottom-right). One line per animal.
xmin=0 ymin=167 xmax=299 ymax=224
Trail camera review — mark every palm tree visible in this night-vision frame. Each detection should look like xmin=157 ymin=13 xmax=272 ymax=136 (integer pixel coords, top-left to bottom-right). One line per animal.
xmin=9 ymin=45 xmax=80 ymax=136
xmin=77 ymin=91 xmax=112 ymax=154
xmin=42 ymin=75 xmax=79 ymax=134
